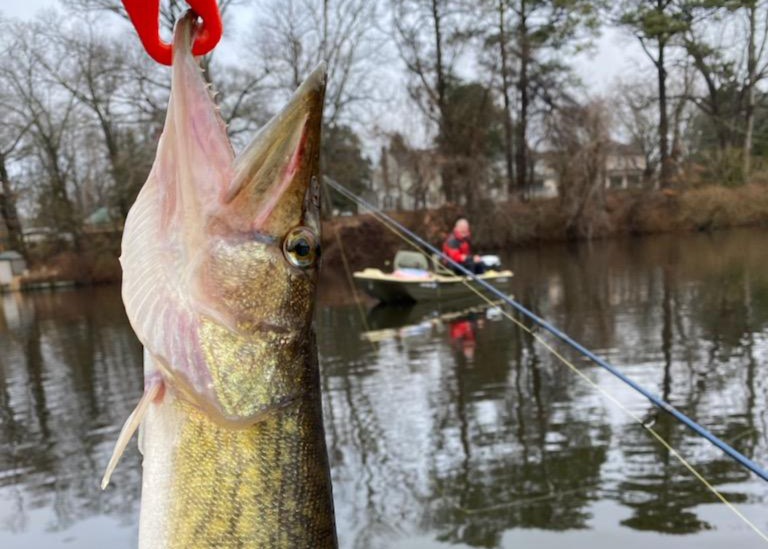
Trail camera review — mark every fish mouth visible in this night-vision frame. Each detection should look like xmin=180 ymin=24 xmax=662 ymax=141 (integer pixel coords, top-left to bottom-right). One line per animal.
xmin=165 ymin=11 xmax=326 ymax=242
xmin=226 ymin=62 xmax=326 ymax=237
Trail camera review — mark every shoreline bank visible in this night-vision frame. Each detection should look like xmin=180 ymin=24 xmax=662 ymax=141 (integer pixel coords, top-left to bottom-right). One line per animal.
xmin=322 ymin=184 xmax=768 ymax=272
xmin=12 ymin=184 xmax=768 ymax=289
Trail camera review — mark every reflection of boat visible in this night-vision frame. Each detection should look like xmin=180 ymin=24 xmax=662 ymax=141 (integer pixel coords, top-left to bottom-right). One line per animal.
xmin=354 ymin=250 xmax=513 ymax=303
xmin=366 ymin=295 xmax=495 ymax=330
xmin=361 ymin=296 xmax=505 ymax=343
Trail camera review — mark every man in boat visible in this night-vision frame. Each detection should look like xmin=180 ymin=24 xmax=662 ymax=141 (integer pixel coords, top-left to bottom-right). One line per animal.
xmin=442 ymin=218 xmax=485 ymax=275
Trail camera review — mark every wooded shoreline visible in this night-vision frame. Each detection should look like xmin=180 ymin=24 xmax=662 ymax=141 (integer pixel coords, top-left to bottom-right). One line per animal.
xmin=322 ymin=184 xmax=768 ymax=273
xmin=13 ymin=183 xmax=768 ymax=290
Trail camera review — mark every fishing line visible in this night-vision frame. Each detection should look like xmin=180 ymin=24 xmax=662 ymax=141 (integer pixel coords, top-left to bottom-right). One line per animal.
xmin=329 ymin=215 xmax=375 ymax=346
xmin=324 ymin=178 xmax=768 ymax=542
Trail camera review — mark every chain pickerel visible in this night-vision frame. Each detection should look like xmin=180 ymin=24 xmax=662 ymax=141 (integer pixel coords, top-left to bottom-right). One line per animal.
xmin=101 ymin=12 xmax=337 ymax=549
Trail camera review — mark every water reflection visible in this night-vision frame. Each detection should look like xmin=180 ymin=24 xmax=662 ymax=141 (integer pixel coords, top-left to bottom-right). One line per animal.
xmin=1 ymin=229 xmax=767 ymax=548
xmin=0 ymin=288 xmax=143 ymax=546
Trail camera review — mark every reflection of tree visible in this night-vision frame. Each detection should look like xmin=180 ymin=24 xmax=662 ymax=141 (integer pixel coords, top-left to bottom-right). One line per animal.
xmin=618 ymin=264 xmax=751 ymax=534
xmin=680 ymin=242 xmax=766 ymax=469
xmin=318 ymin=305 xmax=426 ymax=549
xmin=423 ymin=293 xmax=609 ymax=547
xmin=319 ymin=299 xmax=608 ymax=548
xmin=618 ymin=267 xmax=707 ymax=533
xmin=503 ymin=231 xmax=767 ymax=541
xmin=0 ymin=287 xmax=144 ymax=538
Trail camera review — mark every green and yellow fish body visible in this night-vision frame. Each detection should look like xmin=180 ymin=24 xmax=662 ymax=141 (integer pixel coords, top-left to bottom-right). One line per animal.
xmin=102 ymin=12 xmax=336 ymax=549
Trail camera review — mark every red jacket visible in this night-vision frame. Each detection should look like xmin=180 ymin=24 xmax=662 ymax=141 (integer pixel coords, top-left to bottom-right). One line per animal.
xmin=442 ymin=229 xmax=471 ymax=263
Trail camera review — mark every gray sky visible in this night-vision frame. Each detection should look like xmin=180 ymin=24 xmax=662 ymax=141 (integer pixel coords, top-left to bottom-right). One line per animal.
xmin=3 ymin=0 xmax=647 ymax=88
xmin=1 ymin=0 xmax=54 ymax=19
xmin=1 ymin=0 xmax=649 ymax=152
xmin=576 ymin=28 xmax=648 ymax=92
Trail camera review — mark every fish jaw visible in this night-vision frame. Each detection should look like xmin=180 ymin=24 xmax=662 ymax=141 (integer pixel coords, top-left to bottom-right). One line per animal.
xmin=224 ymin=61 xmax=326 ymax=238
xmin=119 ymin=10 xmax=327 ymax=426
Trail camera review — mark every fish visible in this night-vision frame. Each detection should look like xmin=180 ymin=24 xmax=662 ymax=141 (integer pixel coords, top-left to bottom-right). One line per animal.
xmin=101 ymin=12 xmax=337 ymax=549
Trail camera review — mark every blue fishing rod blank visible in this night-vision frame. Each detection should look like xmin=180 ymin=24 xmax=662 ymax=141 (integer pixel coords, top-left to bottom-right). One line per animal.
xmin=325 ymin=178 xmax=768 ymax=484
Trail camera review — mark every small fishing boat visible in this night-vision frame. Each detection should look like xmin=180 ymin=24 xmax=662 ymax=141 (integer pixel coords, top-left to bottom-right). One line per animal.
xmin=353 ymin=250 xmax=513 ymax=303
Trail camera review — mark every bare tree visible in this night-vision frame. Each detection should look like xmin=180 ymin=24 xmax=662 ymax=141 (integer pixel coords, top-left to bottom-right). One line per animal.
xmin=0 ymin=19 xmax=31 ymax=256
xmin=735 ymin=1 xmax=768 ymax=179
xmin=0 ymin=21 xmax=83 ymax=248
xmin=685 ymin=0 xmax=768 ymax=179
xmin=387 ymin=132 xmax=440 ymax=209
xmin=478 ymin=0 xmax=517 ymax=196
xmin=33 ymin=17 xmax=152 ymax=218
xmin=61 ymin=0 xmax=268 ymax=142
xmin=477 ymin=0 xmax=602 ymax=196
xmin=617 ymin=0 xmax=694 ymax=188
xmin=668 ymin=59 xmax=695 ymax=171
xmin=215 ymin=66 xmax=270 ymax=148
xmin=391 ymin=0 xmax=473 ymax=203
xmin=682 ymin=12 xmax=741 ymax=161
xmin=253 ymin=0 xmax=385 ymax=128
xmin=547 ymin=99 xmax=612 ymax=239
xmin=0 ymin=115 xmax=31 ymax=257
xmin=614 ymin=79 xmax=659 ymax=183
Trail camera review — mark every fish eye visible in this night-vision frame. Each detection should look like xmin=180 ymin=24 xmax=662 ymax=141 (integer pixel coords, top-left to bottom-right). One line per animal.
xmin=283 ymin=227 xmax=319 ymax=268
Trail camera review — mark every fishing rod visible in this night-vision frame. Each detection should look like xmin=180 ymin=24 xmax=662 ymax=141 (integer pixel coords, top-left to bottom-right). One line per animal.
xmin=325 ymin=177 xmax=768 ymax=484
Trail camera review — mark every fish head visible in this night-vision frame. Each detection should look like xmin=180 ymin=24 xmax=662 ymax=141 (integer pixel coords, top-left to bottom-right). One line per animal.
xmin=121 ymin=12 xmax=327 ymax=426
xmin=202 ymin=63 xmax=326 ymax=338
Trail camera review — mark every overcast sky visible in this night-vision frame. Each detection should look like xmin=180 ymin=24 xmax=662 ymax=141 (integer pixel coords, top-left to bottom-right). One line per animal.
xmin=2 ymin=0 xmax=648 ymax=88
xmin=1 ymin=0 xmax=650 ymax=154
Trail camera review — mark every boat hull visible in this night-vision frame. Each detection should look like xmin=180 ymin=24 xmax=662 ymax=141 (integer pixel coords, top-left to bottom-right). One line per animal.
xmin=353 ymin=269 xmax=513 ymax=303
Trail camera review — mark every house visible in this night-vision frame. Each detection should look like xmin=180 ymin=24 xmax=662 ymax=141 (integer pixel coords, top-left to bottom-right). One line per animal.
xmin=84 ymin=206 xmax=123 ymax=233
xmin=604 ymin=142 xmax=647 ymax=190
xmin=371 ymin=142 xmax=504 ymax=211
xmin=367 ymin=138 xmax=649 ymax=208
xmin=371 ymin=144 xmax=443 ymax=211
xmin=0 ymin=251 xmax=26 ymax=287
xmin=23 ymin=226 xmax=74 ymax=246
xmin=533 ymin=141 xmax=649 ymax=198
xmin=530 ymin=152 xmax=561 ymax=199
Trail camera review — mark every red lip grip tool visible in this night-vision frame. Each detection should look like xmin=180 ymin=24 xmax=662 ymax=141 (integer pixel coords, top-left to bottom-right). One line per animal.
xmin=121 ymin=0 xmax=222 ymax=65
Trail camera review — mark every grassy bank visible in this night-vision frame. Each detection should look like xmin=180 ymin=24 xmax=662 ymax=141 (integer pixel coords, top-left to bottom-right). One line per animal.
xmin=22 ymin=233 xmax=122 ymax=288
xmin=322 ymin=184 xmax=768 ymax=272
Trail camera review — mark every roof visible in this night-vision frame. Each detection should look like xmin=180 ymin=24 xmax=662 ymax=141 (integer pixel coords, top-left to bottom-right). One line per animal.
xmin=605 ymin=140 xmax=644 ymax=156
xmin=0 ymin=251 xmax=24 ymax=261
xmin=85 ymin=206 xmax=116 ymax=225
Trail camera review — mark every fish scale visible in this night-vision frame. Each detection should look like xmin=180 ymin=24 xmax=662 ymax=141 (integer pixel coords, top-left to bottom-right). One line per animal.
xmin=144 ymin=346 xmax=335 ymax=549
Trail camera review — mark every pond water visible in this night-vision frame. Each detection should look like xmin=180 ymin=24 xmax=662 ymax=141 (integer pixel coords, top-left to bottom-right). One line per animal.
xmin=1 ymin=229 xmax=767 ymax=548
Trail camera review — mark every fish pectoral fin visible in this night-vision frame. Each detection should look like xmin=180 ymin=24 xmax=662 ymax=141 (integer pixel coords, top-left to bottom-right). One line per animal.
xmin=101 ymin=381 xmax=163 ymax=490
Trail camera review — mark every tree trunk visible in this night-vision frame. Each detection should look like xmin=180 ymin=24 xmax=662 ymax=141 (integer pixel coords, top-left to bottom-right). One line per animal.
xmin=515 ymin=2 xmax=529 ymax=192
xmin=670 ymin=65 xmax=689 ymax=167
xmin=498 ymin=0 xmax=515 ymax=197
xmin=744 ymin=4 xmax=757 ymax=181
xmin=0 ymin=155 xmax=27 ymax=257
xmin=687 ymin=45 xmax=729 ymax=160
xmin=41 ymin=140 xmax=81 ymax=250
xmin=657 ymin=38 xmax=671 ymax=188
xmin=431 ymin=0 xmax=455 ymax=204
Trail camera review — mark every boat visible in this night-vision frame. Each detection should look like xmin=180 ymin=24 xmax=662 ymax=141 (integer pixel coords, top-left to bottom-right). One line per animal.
xmin=353 ymin=250 xmax=513 ymax=303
